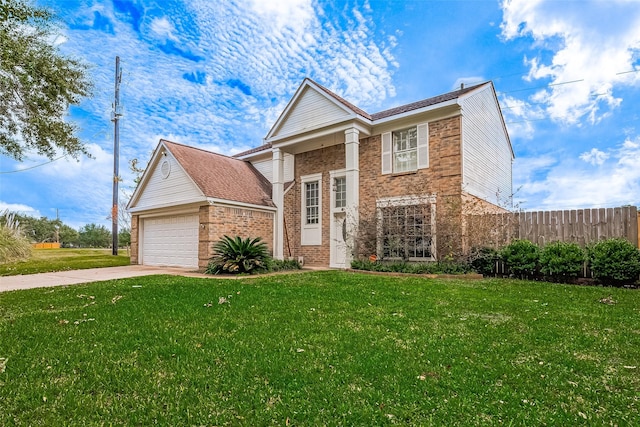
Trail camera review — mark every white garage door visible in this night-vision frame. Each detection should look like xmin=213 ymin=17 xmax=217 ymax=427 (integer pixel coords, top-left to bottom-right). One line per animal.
xmin=142 ymin=214 xmax=199 ymax=268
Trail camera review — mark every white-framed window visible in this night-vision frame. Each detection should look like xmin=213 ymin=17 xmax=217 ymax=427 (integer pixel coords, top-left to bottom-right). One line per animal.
xmin=381 ymin=123 xmax=429 ymax=174
xmin=377 ymin=195 xmax=436 ymax=261
xmin=334 ymin=176 xmax=346 ymax=209
xmin=301 ymin=173 xmax=322 ymax=245
xmin=305 ymin=181 xmax=319 ymax=224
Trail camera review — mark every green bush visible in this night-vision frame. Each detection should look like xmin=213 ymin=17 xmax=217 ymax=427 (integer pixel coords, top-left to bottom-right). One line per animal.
xmin=206 ymin=236 xmax=269 ymax=275
xmin=501 ymin=239 xmax=540 ymax=277
xmin=0 ymin=211 xmax=32 ymax=264
xmin=539 ymin=241 xmax=585 ymax=281
xmin=467 ymin=247 xmax=499 ymax=276
xmin=587 ymin=238 xmax=640 ymax=285
xmin=264 ymin=258 xmax=302 ymax=272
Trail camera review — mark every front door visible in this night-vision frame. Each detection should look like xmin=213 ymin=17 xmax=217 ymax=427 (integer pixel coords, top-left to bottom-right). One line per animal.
xmin=330 ymin=211 xmax=347 ymax=268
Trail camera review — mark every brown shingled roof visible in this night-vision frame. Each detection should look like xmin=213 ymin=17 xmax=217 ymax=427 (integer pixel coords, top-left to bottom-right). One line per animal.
xmin=162 ymin=140 xmax=274 ymax=208
xmin=371 ymin=82 xmax=487 ymax=120
xmin=233 ymin=142 xmax=271 ymax=158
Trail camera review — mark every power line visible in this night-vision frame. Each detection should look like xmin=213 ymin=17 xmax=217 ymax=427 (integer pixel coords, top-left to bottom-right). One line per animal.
xmin=0 ymin=155 xmax=68 ymax=174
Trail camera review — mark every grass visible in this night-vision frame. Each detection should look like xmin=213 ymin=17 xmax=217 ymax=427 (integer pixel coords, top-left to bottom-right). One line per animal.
xmin=0 ymin=271 xmax=638 ymax=425
xmin=0 ymin=248 xmax=130 ymax=276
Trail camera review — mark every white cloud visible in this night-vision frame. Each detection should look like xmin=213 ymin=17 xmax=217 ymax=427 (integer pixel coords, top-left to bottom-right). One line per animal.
xmin=515 ymin=136 xmax=640 ymax=209
xmin=149 ymin=17 xmax=179 ymax=42
xmin=501 ymin=0 xmax=640 ymax=124
xmin=579 ymin=148 xmax=609 ymax=166
xmin=0 ymin=202 xmax=41 ymax=217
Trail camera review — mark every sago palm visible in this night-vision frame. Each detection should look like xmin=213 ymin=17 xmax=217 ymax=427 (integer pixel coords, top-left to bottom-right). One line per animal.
xmin=207 ymin=235 xmax=269 ymax=274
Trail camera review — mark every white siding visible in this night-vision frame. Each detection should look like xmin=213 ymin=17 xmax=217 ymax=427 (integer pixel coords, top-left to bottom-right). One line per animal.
xmin=461 ymin=86 xmax=513 ymax=204
xmin=274 ymin=87 xmax=351 ymax=137
xmin=251 ymin=153 xmax=294 ymax=183
xmin=135 ymin=155 xmax=203 ymax=208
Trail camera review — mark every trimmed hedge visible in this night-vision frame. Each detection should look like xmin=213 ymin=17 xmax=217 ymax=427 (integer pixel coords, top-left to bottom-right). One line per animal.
xmin=539 ymin=241 xmax=585 ymax=281
xmin=587 ymin=238 xmax=640 ymax=285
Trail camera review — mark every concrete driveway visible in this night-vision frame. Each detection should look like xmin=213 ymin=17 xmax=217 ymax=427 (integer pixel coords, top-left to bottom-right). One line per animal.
xmin=0 ymin=265 xmax=206 ymax=293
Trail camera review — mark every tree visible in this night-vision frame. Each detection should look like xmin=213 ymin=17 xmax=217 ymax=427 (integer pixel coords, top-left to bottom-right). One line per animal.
xmin=0 ymin=0 xmax=92 ymax=161
xmin=79 ymin=223 xmax=111 ymax=248
xmin=58 ymin=224 xmax=79 ymax=247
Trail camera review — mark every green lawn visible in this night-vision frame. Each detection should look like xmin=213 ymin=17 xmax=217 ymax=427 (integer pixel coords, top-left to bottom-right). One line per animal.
xmin=0 ymin=271 xmax=638 ymax=425
xmin=0 ymin=248 xmax=130 ymax=276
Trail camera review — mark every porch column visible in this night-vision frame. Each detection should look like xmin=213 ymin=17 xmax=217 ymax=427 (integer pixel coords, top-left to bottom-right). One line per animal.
xmin=345 ymin=128 xmax=360 ymax=263
xmin=272 ymin=147 xmax=285 ymax=260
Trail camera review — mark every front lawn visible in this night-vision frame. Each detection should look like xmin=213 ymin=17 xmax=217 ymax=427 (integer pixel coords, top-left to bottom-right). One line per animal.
xmin=0 ymin=248 xmax=130 ymax=276
xmin=0 ymin=271 xmax=638 ymax=425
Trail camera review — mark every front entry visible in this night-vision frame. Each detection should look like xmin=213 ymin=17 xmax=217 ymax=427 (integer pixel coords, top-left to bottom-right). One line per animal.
xmin=330 ymin=211 xmax=347 ymax=268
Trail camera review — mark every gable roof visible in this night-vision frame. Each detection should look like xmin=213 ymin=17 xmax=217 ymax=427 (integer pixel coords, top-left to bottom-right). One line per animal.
xmin=162 ymin=140 xmax=274 ymax=207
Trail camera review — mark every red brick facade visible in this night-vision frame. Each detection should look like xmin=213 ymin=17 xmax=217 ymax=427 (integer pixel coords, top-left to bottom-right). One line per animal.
xmin=282 ymin=115 xmax=471 ymax=264
xmin=198 ymin=205 xmax=274 ymax=269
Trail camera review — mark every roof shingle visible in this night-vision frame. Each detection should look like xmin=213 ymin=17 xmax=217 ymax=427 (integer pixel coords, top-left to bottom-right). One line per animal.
xmin=162 ymin=140 xmax=274 ymax=208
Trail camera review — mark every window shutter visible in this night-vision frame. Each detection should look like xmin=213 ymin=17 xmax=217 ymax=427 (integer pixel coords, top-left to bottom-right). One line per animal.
xmin=381 ymin=132 xmax=392 ymax=174
xmin=417 ymin=123 xmax=429 ymax=169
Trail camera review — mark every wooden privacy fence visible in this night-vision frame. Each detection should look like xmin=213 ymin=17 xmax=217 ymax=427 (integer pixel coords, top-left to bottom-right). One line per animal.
xmin=466 ymin=205 xmax=639 ymax=249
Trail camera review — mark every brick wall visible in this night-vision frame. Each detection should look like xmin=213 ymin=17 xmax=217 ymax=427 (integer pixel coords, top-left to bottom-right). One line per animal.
xmin=359 ymin=116 xmax=464 ymax=259
xmin=199 ymin=205 xmax=274 ymax=269
xmin=283 ymin=144 xmax=345 ymax=266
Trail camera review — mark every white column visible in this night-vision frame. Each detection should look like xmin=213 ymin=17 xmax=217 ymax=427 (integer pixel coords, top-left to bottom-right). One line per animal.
xmin=272 ymin=148 xmax=285 ymax=260
xmin=344 ymin=128 xmax=360 ymax=264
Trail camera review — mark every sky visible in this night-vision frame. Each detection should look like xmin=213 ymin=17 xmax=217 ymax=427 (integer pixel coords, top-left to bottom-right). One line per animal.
xmin=1 ymin=0 xmax=639 ymax=230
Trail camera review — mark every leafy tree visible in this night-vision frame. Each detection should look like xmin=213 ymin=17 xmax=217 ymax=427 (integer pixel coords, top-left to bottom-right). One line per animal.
xmin=14 ymin=214 xmax=61 ymax=242
xmin=0 ymin=0 xmax=92 ymax=161
xmin=58 ymin=224 xmax=79 ymax=247
xmin=118 ymin=228 xmax=131 ymax=247
xmin=79 ymin=223 xmax=111 ymax=248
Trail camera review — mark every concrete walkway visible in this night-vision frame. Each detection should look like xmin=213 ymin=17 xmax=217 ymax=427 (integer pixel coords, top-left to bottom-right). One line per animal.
xmin=0 ymin=265 xmax=206 ymax=293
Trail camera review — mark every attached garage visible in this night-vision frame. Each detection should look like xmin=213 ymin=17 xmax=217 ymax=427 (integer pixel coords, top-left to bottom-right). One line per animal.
xmin=127 ymin=139 xmax=276 ymax=270
xmin=141 ymin=214 xmax=199 ymax=268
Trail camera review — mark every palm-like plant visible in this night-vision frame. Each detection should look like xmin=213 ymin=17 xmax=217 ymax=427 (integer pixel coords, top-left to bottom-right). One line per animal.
xmin=206 ymin=235 xmax=269 ymax=274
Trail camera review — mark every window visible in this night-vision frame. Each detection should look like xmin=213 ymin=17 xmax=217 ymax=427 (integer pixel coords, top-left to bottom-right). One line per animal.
xmin=377 ymin=199 xmax=434 ymax=260
xmin=334 ymin=177 xmax=346 ymax=208
xmin=393 ymin=127 xmax=417 ymax=173
xmin=305 ymin=181 xmax=319 ymax=224
xmin=381 ymin=123 xmax=429 ymax=174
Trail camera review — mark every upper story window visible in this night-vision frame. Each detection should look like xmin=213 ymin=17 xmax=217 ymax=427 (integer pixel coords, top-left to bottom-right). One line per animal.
xmin=381 ymin=123 xmax=429 ymax=175
xmin=393 ymin=127 xmax=417 ymax=173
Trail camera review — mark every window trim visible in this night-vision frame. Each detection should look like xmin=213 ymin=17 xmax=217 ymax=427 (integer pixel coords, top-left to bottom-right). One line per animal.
xmin=381 ymin=123 xmax=429 ymax=175
xmin=376 ymin=195 xmax=437 ymax=261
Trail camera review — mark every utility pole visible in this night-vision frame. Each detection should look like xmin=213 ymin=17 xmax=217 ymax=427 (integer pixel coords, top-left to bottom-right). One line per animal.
xmin=111 ymin=56 xmax=122 ymax=255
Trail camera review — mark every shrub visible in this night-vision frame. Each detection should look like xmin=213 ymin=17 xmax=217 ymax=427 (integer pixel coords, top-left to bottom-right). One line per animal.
xmin=264 ymin=258 xmax=302 ymax=272
xmin=467 ymin=246 xmax=500 ymax=276
xmin=206 ymin=236 xmax=269 ymax=275
xmin=0 ymin=211 xmax=32 ymax=264
xmin=501 ymin=239 xmax=540 ymax=277
xmin=539 ymin=241 xmax=585 ymax=281
xmin=587 ymin=238 xmax=640 ymax=285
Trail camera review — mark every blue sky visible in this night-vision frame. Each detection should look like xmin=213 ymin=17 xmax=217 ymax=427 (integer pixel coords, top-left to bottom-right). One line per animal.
xmin=1 ymin=0 xmax=639 ymax=229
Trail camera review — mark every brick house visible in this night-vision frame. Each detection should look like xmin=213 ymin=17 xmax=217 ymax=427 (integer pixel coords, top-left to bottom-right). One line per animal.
xmin=128 ymin=79 xmax=513 ymax=269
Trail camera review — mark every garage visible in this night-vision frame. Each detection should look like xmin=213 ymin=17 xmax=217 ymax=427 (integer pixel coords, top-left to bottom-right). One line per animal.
xmin=141 ymin=214 xmax=199 ymax=268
